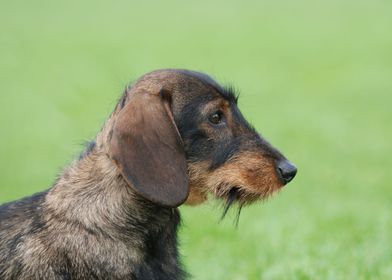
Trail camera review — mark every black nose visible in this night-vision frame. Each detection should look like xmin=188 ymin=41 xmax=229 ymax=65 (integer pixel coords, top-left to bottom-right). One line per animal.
xmin=277 ymin=160 xmax=297 ymax=184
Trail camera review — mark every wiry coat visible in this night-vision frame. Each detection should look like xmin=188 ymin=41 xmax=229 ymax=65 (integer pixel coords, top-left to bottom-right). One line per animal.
xmin=0 ymin=69 xmax=296 ymax=279
xmin=0 ymin=143 xmax=185 ymax=279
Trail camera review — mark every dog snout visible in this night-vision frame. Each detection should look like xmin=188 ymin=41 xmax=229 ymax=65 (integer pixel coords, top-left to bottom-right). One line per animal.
xmin=276 ymin=160 xmax=297 ymax=184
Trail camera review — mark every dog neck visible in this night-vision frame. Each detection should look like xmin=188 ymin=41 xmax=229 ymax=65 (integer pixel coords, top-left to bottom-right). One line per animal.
xmin=45 ymin=139 xmax=180 ymax=240
xmin=43 ymin=141 xmax=185 ymax=278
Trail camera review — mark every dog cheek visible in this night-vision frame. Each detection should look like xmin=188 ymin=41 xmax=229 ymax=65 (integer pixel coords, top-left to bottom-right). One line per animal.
xmin=185 ymin=161 xmax=210 ymax=205
xmin=185 ymin=185 xmax=208 ymax=205
xmin=206 ymin=166 xmax=247 ymax=197
xmin=183 ymin=134 xmax=214 ymax=162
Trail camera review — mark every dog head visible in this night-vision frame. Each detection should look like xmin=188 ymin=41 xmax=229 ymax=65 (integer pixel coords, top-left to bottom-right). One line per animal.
xmin=107 ymin=69 xmax=296 ymax=208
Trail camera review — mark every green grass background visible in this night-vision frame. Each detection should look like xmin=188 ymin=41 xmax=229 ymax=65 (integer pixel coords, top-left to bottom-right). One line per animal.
xmin=1 ymin=0 xmax=391 ymax=279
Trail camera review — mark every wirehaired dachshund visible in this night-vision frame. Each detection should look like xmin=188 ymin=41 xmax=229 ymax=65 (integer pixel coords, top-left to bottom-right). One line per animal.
xmin=0 ymin=69 xmax=296 ymax=279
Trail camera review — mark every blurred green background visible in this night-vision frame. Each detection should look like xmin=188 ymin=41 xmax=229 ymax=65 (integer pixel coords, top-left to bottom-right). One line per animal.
xmin=1 ymin=0 xmax=391 ymax=279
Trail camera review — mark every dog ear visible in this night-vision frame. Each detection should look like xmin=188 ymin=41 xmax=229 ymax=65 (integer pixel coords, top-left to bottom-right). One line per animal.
xmin=108 ymin=90 xmax=189 ymax=207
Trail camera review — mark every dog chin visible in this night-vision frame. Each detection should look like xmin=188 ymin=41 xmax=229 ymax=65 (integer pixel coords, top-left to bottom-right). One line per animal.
xmin=184 ymin=187 xmax=208 ymax=206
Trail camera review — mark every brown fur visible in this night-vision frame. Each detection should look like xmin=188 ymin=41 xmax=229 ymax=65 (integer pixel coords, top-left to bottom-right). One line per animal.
xmin=187 ymin=151 xmax=282 ymax=206
xmin=0 ymin=69 xmax=296 ymax=279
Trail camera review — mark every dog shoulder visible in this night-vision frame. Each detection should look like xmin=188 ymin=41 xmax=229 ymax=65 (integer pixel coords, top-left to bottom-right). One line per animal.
xmin=0 ymin=191 xmax=49 ymax=278
xmin=0 ymin=191 xmax=47 ymax=224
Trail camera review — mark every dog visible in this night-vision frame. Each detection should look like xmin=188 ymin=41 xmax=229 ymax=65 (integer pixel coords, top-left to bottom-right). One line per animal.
xmin=0 ymin=69 xmax=297 ymax=279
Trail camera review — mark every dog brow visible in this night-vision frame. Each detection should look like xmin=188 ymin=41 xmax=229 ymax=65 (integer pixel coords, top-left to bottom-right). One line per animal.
xmin=220 ymin=85 xmax=238 ymax=104
xmin=176 ymin=69 xmax=238 ymax=104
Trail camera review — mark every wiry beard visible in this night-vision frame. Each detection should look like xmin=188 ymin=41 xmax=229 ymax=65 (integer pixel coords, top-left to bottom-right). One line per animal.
xmin=220 ymin=187 xmax=244 ymax=227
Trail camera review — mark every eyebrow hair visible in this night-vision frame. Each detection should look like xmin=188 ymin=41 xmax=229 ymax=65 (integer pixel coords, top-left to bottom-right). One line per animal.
xmin=221 ymin=85 xmax=239 ymax=104
xmin=176 ymin=69 xmax=239 ymax=104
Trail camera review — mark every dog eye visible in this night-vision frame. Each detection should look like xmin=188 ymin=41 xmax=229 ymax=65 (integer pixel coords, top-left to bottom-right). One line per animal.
xmin=208 ymin=111 xmax=223 ymax=124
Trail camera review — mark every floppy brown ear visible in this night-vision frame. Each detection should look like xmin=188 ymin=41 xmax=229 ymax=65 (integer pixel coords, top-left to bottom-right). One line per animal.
xmin=108 ymin=90 xmax=189 ymax=207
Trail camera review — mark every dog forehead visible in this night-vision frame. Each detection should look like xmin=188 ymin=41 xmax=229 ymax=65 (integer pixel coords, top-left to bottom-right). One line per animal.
xmin=170 ymin=70 xmax=238 ymax=113
xmin=138 ymin=69 xmax=234 ymax=99
xmin=122 ymin=69 xmax=238 ymax=117
xmin=174 ymin=70 xmax=237 ymax=102
xmin=175 ymin=70 xmax=224 ymax=91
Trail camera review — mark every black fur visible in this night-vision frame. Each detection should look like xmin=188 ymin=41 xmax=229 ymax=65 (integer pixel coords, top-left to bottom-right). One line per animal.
xmin=0 ymin=188 xmax=186 ymax=280
xmin=0 ymin=69 xmax=295 ymax=280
